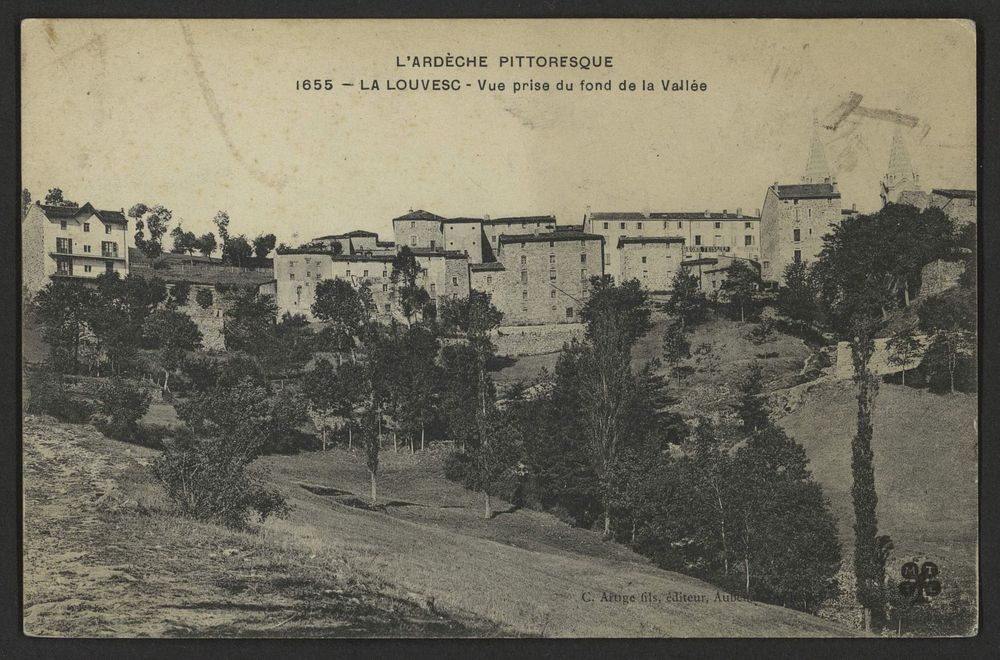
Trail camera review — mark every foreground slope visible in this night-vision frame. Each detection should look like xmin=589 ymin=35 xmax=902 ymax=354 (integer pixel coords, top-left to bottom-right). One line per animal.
xmin=23 ymin=417 xmax=859 ymax=637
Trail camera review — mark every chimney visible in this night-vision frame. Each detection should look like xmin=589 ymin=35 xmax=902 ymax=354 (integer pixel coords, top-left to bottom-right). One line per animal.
xmin=852 ymin=202 xmax=857 ymax=212
xmin=736 ymin=207 xmax=742 ymax=218
xmin=483 ymin=214 xmax=490 ymax=221
xmin=722 ymin=209 xmax=727 ymax=215
xmin=585 ymin=204 xmax=592 ymax=219
xmin=704 ymin=210 xmax=710 ymax=218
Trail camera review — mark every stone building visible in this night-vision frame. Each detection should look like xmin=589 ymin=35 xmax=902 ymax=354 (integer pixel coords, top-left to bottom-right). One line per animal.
xmin=467 ymin=229 xmax=604 ymax=325
xmin=759 ymin=126 xmax=843 ymax=285
xmin=617 ymin=237 xmax=685 ymax=292
xmin=392 ymin=209 xmax=556 ymax=264
xmin=22 ymin=202 xmax=130 ymax=294
xmin=582 ymin=209 xmax=760 ymax=288
xmin=880 ymin=126 xmax=923 ymax=207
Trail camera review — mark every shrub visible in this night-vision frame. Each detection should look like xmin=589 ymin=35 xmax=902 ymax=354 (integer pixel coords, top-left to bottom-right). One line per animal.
xmin=26 ymin=371 xmax=94 ymax=423
xmin=195 ymin=287 xmax=214 ymax=309
xmin=154 ymin=435 xmax=289 ymax=529
xmin=96 ymin=378 xmax=151 ymax=440
xmin=744 ymin=317 xmax=776 ymax=345
xmin=443 ymin=450 xmax=474 ymax=486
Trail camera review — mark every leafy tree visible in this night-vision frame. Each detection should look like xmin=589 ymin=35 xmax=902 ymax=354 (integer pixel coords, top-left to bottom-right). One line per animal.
xmin=917 ymin=292 xmax=976 ymax=393
xmin=467 ymin=407 xmax=523 ymax=519
xmin=222 ymin=235 xmax=254 ymax=267
xmin=664 ymin=264 xmax=708 ymax=331
xmin=735 ymin=362 xmax=770 ymax=435
xmin=197 ymin=232 xmax=218 ymax=258
xmin=393 ymin=324 xmax=441 ymax=452
xmin=96 ymin=377 xmax=152 ymax=440
xmin=886 ymin=330 xmax=923 ymax=386
xmin=129 ymin=203 xmax=173 ymax=258
xmin=44 ymin=188 xmax=78 ymax=207
xmin=777 ymin=261 xmax=820 ymax=324
xmin=170 ymin=226 xmax=200 ymax=255
xmin=390 ymin=246 xmax=430 ymax=325
xmin=581 ymin=276 xmax=653 ymax=344
xmin=360 ymin=407 xmax=381 ymax=504
xmin=195 ymin=287 xmax=214 ymax=309
xmin=439 ymin=291 xmax=503 ymax=419
xmin=212 ymin=210 xmax=231 ymax=244
xmin=439 ymin=344 xmax=494 ymax=452
xmin=21 ymin=189 xmax=31 ymax=217
xmin=719 ymin=261 xmax=760 ymax=323
xmin=222 ymin=290 xmax=278 ymax=355
xmin=252 ymin=233 xmax=277 ymax=260
xmin=662 ymin=319 xmax=690 ymax=365
xmin=312 ymin=278 xmax=374 ymax=351
xmin=88 ymin=273 xmax=168 ymax=374
xmin=143 ymin=309 xmax=203 ymax=391
xmin=33 ymin=280 xmax=95 ymax=372
xmin=168 ymin=281 xmax=192 ymax=308
xmin=303 ymin=358 xmax=368 ymax=450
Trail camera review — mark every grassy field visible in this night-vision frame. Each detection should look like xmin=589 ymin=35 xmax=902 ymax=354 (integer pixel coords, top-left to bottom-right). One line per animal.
xmin=23 ymin=415 xmax=859 ymax=638
xmin=777 ymin=380 xmax=979 ymax=635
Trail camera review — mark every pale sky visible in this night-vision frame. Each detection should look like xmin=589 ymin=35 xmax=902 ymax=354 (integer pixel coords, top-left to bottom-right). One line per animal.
xmin=22 ymin=19 xmax=976 ymax=249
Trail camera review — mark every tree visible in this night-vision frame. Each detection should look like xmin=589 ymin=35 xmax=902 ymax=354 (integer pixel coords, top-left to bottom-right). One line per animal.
xmin=97 ymin=378 xmax=152 ymax=439
xmin=222 ymin=289 xmax=278 ymax=354
xmin=222 ymin=235 xmax=254 ymax=267
xmin=195 ymin=287 xmax=214 ymax=309
xmin=252 ymin=233 xmax=277 ymax=260
xmin=129 ymin=203 xmax=173 ymax=258
xmin=719 ymin=261 xmax=760 ymax=323
xmin=812 ymin=205 xmax=952 ymax=631
xmin=302 ymin=357 xmax=367 ymax=450
xmin=886 ymin=330 xmax=923 ymax=386
xmin=581 ymin=276 xmax=653 ymax=344
xmin=777 ymin=261 xmax=819 ymax=324
xmin=312 ymin=278 xmax=374 ymax=351
xmin=143 ymin=309 xmax=203 ymax=391
xmin=439 ymin=344 xmax=494 ymax=452
xmin=170 ymin=226 xmax=200 ymax=255
xmin=21 ymin=189 xmax=31 ymax=217
xmin=917 ymin=292 xmax=976 ymax=393
xmin=360 ymin=408 xmax=381 ymax=504
xmin=393 ymin=324 xmax=441 ymax=452
xmin=213 ymin=210 xmax=231 ymax=244
xmin=44 ymin=188 xmax=78 ymax=207
xmin=735 ymin=362 xmax=770 ymax=435
xmin=664 ymin=264 xmax=708 ymax=331
xmin=390 ymin=246 xmax=430 ymax=325
xmin=662 ymin=319 xmax=690 ymax=365
xmin=197 ymin=232 xmax=218 ymax=258
xmin=33 ymin=280 xmax=96 ymax=372
xmin=439 ymin=291 xmax=503 ymax=419
xmin=468 ymin=407 xmax=523 ymax=519
xmin=168 ymin=281 xmax=192 ymax=308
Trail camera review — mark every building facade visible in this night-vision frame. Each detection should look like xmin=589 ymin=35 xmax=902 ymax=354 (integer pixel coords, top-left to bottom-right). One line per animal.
xmin=759 ymin=182 xmax=842 ymax=284
xmin=617 ymin=237 xmax=686 ymax=292
xmin=22 ymin=202 xmax=130 ymax=294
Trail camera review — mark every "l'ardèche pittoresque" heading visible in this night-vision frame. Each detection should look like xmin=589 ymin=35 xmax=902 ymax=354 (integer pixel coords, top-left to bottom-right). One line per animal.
xmin=395 ymin=54 xmax=615 ymax=70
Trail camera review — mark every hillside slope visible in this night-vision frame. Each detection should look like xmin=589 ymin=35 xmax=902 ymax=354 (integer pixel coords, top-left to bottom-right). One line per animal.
xmin=23 ymin=416 xmax=860 ymax=638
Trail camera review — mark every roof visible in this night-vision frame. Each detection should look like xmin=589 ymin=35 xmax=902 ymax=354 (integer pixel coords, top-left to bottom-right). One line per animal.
xmin=408 ymin=247 xmax=469 ymax=259
xmin=592 ymin=211 xmax=760 ymax=221
xmin=771 ymin=183 xmax=841 ymax=200
xmin=38 ymin=202 xmax=128 ymax=225
xmin=313 ymin=229 xmax=380 ymax=240
xmin=617 ymin=237 xmax=685 ymax=248
xmin=470 ymin=262 xmax=506 ymax=272
xmin=554 ymin=224 xmax=584 ymax=232
xmin=486 ymin=215 xmax=556 ymax=225
xmin=393 ymin=209 xmax=444 ymax=222
xmin=276 ymin=248 xmax=397 ymax=262
xmin=498 ymin=230 xmax=604 ymax=244
xmin=681 ymin=258 xmax=719 ymax=267
xmin=931 ymin=188 xmax=977 ymax=200
xmin=589 ymin=212 xmax=647 ymax=220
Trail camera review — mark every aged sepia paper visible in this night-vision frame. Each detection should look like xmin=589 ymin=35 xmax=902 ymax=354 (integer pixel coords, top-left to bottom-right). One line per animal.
xmin=21 ymin=19 xmax=977 ymax=638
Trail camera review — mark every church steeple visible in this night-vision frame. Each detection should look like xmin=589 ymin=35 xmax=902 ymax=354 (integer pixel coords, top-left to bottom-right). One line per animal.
xmin=881 ymin=125 xmax=921 ymax=206
xmin=802 ymin=119 xmax=832 ymax=184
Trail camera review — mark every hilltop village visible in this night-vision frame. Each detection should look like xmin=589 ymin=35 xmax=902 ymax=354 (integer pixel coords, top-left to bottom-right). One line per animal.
xmin=22 ymin=125 xmax=975 ymax=333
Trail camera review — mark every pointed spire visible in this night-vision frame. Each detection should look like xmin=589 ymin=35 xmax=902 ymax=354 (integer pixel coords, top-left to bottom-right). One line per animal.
xmin=802 ymin=118 xmax=832 ymax=184
xmin=886 ymin=125 xmax=919 ymax=189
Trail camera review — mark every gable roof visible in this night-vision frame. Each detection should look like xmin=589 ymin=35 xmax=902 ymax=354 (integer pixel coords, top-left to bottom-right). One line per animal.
xmin=94 ymin=209 xmax=127 ymax=225
xmin=393 ymin=209 xmax=444 ymax=222
xmin=592 ymin=211 xmax=760 ymax=221
xmin=772 ymin=183 xmax=841 ymax=200
xmin=617 ymin=237 xmax=686 ymax=248
xmin=38 ymin=202 xmax=128 ymax=225
xmin=498 ymin=230 xmax=603 ymax=244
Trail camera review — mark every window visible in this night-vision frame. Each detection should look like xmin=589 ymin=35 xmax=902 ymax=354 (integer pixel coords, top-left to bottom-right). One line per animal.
xmin=581 ymin=269 xmax=588 ymax=281
xmin=580 ymin=254 xmax=587 ymax=263
xmin=363 ymin=269 xmax=369 ymax=277
xmin=603 ymin=222 xmax=609 ymax=229
xmin=793 ymin=250 xmax=802 ymax=264
xmin=521 ymin=271 xmax=528 ymax=284
xmin=520 ymin=242 xmax=525 ymax=249
xmin=522 ymin=305 xmax=528 ymax=312
xmin=745 ymin=235 xmax=753 ymax=246
xmin=486 ymin=276 xmax=492 ymax=285
xmin=452 ymin=277 xmax=458 ymax=286
xmin=763 ymin=261 xmax=770 ymax=270
xmin=520 ymin=255 xmax=527 ymax=266
xmin=430 ymin=283 xmax=436 ymax=295
xmin=295 ymin=286 xmax=303 ymax=304
xmin=101 ymin=241 xmax=117 ymax=257
xmin=290 ymin=273 xmax=296 ymax=280
xmin=550 ymin=289 xmax=556 ymax=299
xmin=549 ymin=270 xmax=557 ymax=281
xmin=549 ymin=241 xmax=555 ymax=248
xmin=56 ymin=237 xmax=72 ymax=254
xmin=795 ymin=209 xmax=800 ymax=222
xmin=808 ymin=208 xmax=812 ymax=218
xmin=549 ymin=255 xmax=555 ymax=264
xmin=663 ymin=221 xmax=668 ymax=229
xmin=566 ymin=307 xmax=574 ymax=319
xmin=430 ymin=240 xmax=436 ymax=249
xmin=694 ymin=235 xmax=702 ymax=246
xmin=382 ymin=270 xmax=388 ymax=278
xmin=522 ymin=291 xmax=528 ymax=300
xmin=60 ymin=220 xmax=67 ymax=230
xmin=306 ymin=271 xmax=311 ymax=278
xmin=410 ymin=235 xmax=417 ymax=246
xmin=793 ymin=228 xmax=801 ymax=242
xmin=382 ymin=283 xmax=388 ymax=292
xmin=643 ymin=270 xmax=649 ymax=279
xmin=714 ymin=222 xmax=721 ymax=229
xmin=745 ymin=222 xmax=752 ymax=229
xmin=289 ymin=261 xmax=296 ymax=267
xmin=421 ymin=268 xmax=428 ymax=277
xmin=56 ymin=258 xmax=72 ymax=275
xmin=410 ymin=221 xmax=415 ymax=228
xmin=84 ymin=265 xmax=92 ymax=273
xmin=678 ymin=221 xmax=683 ymax=229
xmin=105 ymin=261 xmax=114 ymax=274
xmin=83 ymin=244 xmax=92 ymax=254
xmin=345 ymin=269 xmax=351 ymax=277
xmin=316 ymin=273 xmax=321 ymax=280
xmin=641 ymin=256 xmax=647 ymax=264
xmin=793 ymin=199 xmax=799 ymax=205
xmin=83 ymin=223 xmax=90 ymax=232
xmin=105 ymin=225 xmax=112 ymax=234
xmin=637 ymin=222 xmax=643 ymax=229
xmin=384 ymin=304 xmax=391 ymax=312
